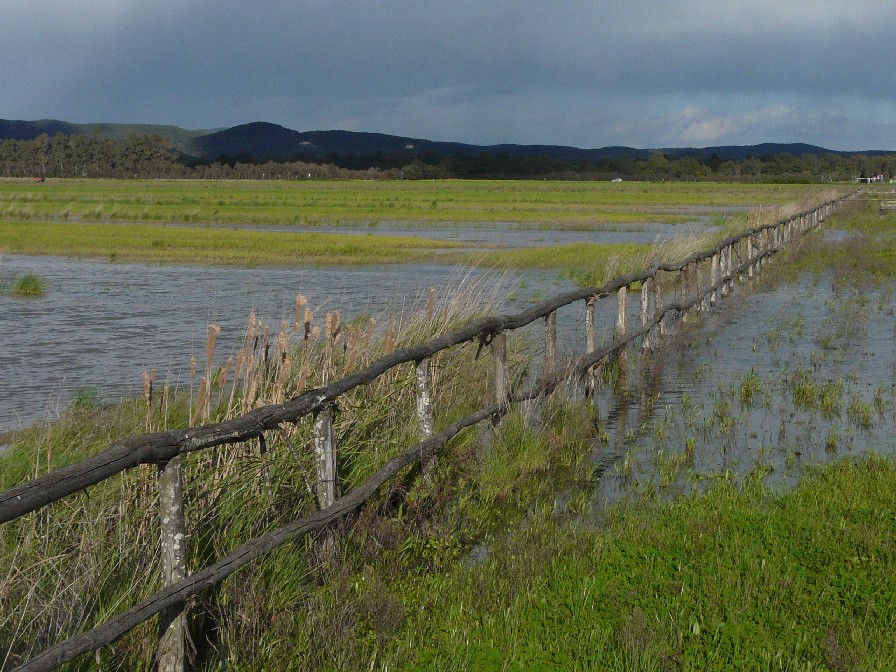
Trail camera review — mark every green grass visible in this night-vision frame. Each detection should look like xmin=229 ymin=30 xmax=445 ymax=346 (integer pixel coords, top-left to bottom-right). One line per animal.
xmin=0 ymin=179 xmax=847 ymax=228
xmin=0 ymin=220 xmax=460 ymax=265
xmin=11 ymin=273 xmax=45 ymax=296
xmin=0 ymin=179 xmax=846 ymax=268
xmin=384 ymin=457 xmax=896 ymax=671
xmin=778 ymin=197 xmax=896 ymax=282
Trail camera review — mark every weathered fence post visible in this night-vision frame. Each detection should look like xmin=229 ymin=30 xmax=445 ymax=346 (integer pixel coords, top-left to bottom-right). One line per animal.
xmin=313 ymin=406 xmax=337 ymax=508
xmin=640 ymin=277 xmax=652 ymax=352
xmin=654 ymin=274 xmax=666 ymax=338
xmin=747 ymin=235 xmax=755 ymax=280
xmin=697 ymin=259 xmax=708 ymax=311
xmin=544 ymin=311 xmax=557 ymax=380
xmin=615 ymin=285 xmax=628 ymax=387
xmin=157 ymin=456 xmax=187 ymax=672
xmin=720 ymin=247 xmax=730 ymax=298
xmin=584 ymin=297 xmax=596 ymax=398
xmin=710 ymin=252 xmax=720 ymax=306
xmin=415 ymin=357 xmax=436 ymax=476
xmin=491 ymin=332 xmax=509 ymax=408
xmin=729 ymin=244 xmax=737 ymax=289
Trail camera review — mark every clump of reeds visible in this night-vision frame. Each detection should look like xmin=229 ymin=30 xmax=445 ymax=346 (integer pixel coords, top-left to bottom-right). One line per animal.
xmin=12 ymin=274 xmax=45 ymax=296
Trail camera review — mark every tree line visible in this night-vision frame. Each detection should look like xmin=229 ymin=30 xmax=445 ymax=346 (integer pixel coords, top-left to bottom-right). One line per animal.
xmin=1 ymin=132 xmax=893 ymax=182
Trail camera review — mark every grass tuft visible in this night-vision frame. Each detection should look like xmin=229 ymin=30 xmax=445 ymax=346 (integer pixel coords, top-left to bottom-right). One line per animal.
xmin=12 ymin=274 xmax=45 ymax=296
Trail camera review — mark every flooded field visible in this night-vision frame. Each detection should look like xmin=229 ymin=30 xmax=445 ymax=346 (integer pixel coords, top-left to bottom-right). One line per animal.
xmin=588 ymin=265 xmax=896 ymax=503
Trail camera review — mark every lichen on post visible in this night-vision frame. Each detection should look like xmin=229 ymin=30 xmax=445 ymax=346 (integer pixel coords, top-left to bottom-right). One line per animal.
xmin=415 ymin=357 xmax=436 ymax=475
xmin=157 ymin=456 xmax=187 ymax=672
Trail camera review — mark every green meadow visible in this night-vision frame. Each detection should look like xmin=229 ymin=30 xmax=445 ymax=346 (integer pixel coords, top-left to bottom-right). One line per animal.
xmin=0 ymin=178 xmax=844 ymax=227
xmin=0 ymin=179 xmax=848 ymax=271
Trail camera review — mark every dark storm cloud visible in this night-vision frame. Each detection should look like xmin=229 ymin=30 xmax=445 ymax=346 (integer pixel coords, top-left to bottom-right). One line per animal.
xmin=2 ymin=1 xmax=894 ymax=149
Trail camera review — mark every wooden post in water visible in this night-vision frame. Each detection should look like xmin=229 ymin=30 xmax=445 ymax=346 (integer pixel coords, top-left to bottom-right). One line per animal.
xmin=729 ymin=244 xmax=737 ymax=289
xmin=697 ymin=259 xmax=708 ymax=311
xmin=615 ymin=285 xmax=628 ymax=387
xmin=640 ymin=277 xmax=652 ymax=352
xmin=653 ymin=274 xmax=665 ymax=339
xmin=415 ymin=357 xmax=436 ymax=476
xmin=544 ymin=311 xmax=557 ymax=380
xmin=157 ymin=456 xmax=187 ymax=672
xmin=492 ymin=332 xmax=509 ymax=408
xmin=747 ymin=235 xmax=755 ymax=280
xmin=680 ymin=265 xmax=690 ymax=322
xmin=720 ymin=247 xmax=730 ymax=298
xmin=313 ymin=406 xmax=337 ymax=508
xmin=710 ymin=252 xmax=720 ymax=306
xmin=584 ymin=298 xmax=596 ymax=398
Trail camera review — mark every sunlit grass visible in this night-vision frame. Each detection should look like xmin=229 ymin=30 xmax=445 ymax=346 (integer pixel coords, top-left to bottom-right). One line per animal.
xmin=385 ymin=456 xmax=896 ymax=670
xmin=0 ymin=179 xmax=847 ymax=227
xmin=0 ymin=220 xmax=461 ymax=266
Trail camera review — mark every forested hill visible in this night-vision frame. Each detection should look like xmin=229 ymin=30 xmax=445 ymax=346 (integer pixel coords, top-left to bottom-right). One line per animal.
xmin=1 ymin=118 xmax=895 ymax=181
xmin=4 ymin=118 xmax=893 ymax=163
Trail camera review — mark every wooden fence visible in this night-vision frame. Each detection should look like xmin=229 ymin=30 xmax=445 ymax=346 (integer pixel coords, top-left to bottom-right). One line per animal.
xmin=0 ymin=193 xmax=854 ymax=672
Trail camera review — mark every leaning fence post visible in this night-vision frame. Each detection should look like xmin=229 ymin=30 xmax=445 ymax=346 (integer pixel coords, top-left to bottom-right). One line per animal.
xmin=157 ymin=456 xmax=187 ymax=672
xmin=313 ymin=405 xmax=337 ymax=508
xmin=415 ymin=357 xmax=436 ymax=475
xmin=544 ymin=311 xmax=557 ymax=380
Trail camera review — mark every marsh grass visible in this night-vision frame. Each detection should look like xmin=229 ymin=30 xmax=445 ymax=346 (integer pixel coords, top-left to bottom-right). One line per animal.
xmin=0 ymin=180 xmax=844 ymax=229
xmin=9 ymin=273 xmax=45 ymax=296
xmin=0 ymin=221 xmax=460 ymax=266
xmin=0 ymin=272 xmax=561 ymax=669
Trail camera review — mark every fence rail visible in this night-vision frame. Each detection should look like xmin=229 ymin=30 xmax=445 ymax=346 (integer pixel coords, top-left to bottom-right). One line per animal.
xmin=1 ymin=192 xmax=855 ymax=672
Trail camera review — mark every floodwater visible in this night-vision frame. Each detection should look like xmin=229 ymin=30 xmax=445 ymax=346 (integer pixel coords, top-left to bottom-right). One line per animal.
xmin=0 ymin=254 xmax=585 ymax=433
xmin=583 ymin=266 xmax=896 ymax=503
xmin=171 ymin=219 xmax=718 ymax=249
xmin=1 ymin=213 xmax=713 ymax=434
xmin=5 ymin=218 xmax=891 ymax=504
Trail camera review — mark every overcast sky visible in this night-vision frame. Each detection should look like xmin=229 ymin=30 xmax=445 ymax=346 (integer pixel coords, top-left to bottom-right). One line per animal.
xmin=2 ymin=1 xmax=894 ymax=150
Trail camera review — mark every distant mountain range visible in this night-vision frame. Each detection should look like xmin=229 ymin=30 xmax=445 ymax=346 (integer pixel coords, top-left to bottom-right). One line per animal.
xmin=1 ymin=118 xmax=892 ymax=164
